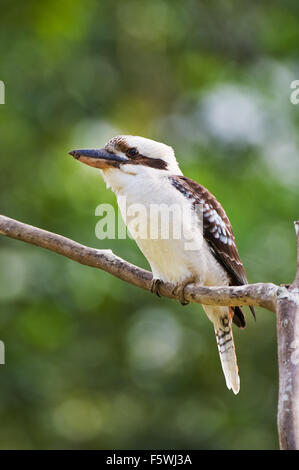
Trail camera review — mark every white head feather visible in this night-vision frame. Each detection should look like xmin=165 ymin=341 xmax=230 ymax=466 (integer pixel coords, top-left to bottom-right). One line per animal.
xmin=101 ymin=135 xmax=182 ymax=193
xmin=106 ymin=135 xmax=182 ymax=175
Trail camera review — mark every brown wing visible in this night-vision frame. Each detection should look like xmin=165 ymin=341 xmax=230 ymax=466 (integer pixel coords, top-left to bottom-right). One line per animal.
xmin=170 ymin=175 xmax=255 ymax=324
xmin=170 ymin=175 xmax=248 ymax=285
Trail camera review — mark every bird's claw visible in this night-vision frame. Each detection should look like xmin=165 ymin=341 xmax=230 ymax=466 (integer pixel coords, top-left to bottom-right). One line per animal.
xmin=150 ymin=278 xmax=162 ymax=297
xmin=172 ymin=281 xmax=192 ymax=306
xmin=151 ymin=278 xmax=194 ymax=305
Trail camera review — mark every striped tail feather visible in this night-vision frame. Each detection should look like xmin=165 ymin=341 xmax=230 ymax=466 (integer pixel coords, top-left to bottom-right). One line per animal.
xmin=215 ymin=313 xmax=240 ymax=394
xmin=204 ymin=306 xmax=240 ymax=394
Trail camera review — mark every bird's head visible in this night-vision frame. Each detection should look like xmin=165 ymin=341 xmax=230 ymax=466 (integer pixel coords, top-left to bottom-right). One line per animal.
xmin=69 ymin=135 xmax=182 ymax=178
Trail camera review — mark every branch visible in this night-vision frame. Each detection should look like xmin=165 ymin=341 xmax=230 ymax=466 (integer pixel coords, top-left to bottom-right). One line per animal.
xmin=276 ymin=220 xmax=299 ymax=450
xmin=2 ymin=213 xmax=299 ymax=449
xmin=0 ymin=214 xmax=278 ymax=312
xmin=293 ymin=221 xmax=299 ymax=288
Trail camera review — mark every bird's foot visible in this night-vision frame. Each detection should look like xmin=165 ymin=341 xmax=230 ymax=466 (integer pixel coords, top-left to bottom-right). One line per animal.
xmin=172 ymin=279 xmax=195 ymax=306
xmin=150 ymin=278 xmax=163 ymax=297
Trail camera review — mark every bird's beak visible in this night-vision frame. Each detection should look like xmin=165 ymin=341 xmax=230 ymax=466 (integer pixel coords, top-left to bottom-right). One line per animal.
xmin=68 ymin=148 xmax=127 ymax=169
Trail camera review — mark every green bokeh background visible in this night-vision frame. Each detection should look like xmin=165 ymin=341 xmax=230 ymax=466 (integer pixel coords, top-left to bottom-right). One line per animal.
xmin=1 ymin=0 xmax=299 ymax=450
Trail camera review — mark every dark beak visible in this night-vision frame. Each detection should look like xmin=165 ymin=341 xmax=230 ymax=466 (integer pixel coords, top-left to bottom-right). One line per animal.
xmin=68 ymin=148 xmax=127 ymax=169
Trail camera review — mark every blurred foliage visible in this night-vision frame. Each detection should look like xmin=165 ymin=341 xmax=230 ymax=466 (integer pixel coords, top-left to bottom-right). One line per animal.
xmin=1 ymin=0 xmax=299 ymax=450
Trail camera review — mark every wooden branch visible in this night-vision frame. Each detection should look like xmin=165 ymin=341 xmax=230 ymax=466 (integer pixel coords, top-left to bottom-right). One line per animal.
xmin=0 ymin=214 xmax=278 ymax=311
xmin=293 ymin=221 xmax=299 ymax=288
xmin=1 ymin=213 xmax=299 ymax=449
xmin=276 ymin=221 xmax=299 ymax=450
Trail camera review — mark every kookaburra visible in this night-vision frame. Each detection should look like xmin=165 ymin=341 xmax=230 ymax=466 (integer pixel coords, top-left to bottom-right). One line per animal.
xmin=69 ymin=136 xmax=255 ymax=394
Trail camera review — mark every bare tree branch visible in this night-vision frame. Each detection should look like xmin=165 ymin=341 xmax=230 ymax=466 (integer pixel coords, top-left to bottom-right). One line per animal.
xmin=1 ymin=213 xmax=299 ymax=449
xmin=0 ymin=214 xmax=278 ymax=311
xmin=276 ymin=220 xmax=299 ymax=450
xmin=293 ymin=221 xmax=299 ymax=288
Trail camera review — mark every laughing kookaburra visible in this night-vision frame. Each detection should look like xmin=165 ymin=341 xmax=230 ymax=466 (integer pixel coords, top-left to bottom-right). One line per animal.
xmin=69 ymin=136 xmax=255 ymax=394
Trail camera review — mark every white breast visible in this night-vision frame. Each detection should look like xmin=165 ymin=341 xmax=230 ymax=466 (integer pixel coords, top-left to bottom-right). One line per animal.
xmin=102 ymin=167 xmax=229 ymax=286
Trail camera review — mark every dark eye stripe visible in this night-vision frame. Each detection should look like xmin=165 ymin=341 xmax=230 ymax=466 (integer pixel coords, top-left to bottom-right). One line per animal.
xmin=127 ymin=148 xmax=138 ymax=158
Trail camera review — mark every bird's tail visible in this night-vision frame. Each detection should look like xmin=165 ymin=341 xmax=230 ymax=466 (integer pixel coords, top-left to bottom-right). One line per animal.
xmin=204 ymin=306 xmax=240 ymax=394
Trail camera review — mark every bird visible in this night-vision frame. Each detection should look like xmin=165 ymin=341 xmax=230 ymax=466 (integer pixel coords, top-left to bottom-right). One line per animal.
xmin=69 ymin=135 xmax=255 ymax=394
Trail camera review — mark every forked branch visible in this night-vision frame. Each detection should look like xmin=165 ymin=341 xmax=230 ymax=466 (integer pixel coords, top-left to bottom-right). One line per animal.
xmin=1 ymin=214 xmax=299 ymax=450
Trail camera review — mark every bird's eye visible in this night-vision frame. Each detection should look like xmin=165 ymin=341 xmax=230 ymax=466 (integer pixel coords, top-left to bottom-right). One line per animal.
xmin=127 ymin=148 xmax=138 ymax=158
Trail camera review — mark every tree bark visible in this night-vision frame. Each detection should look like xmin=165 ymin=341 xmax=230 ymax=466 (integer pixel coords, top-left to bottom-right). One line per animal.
xmin=0 ymin=213 xmax=299 ymax=449
xmin=276 ymin=222 xmax=299 ymax=450
xmin=0 ymin=215 xmax=277 ymax=310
